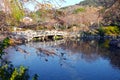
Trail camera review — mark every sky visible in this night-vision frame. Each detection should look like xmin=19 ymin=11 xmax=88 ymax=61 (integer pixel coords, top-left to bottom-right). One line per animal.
xmin=60 ymin=0 xmax=84 ymax=7
xmin=25 ymin=0 xmax=84 ymax=11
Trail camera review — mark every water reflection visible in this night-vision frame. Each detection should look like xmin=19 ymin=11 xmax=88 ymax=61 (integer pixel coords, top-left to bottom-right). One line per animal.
xmin=5 ymin=39 xmax=120 ymax=80
xmin=58 ymin=39 xmax=120 ymax=68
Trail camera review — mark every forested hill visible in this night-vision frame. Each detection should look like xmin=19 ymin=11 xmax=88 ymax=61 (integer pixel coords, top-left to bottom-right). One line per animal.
xmin=103 ymin=0 xmax=120 ymax=26
xmin=78 ymin=0 xmax=120 ymax=27
xmin=78 ymin=0 xmax=117 ymax=8
xmin=0 ymin=0 xmax=119 ymax=33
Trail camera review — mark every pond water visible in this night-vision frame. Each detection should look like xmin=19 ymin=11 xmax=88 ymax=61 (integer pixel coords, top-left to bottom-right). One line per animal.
xmin=5 ymin=39 xmax=120 ymax=80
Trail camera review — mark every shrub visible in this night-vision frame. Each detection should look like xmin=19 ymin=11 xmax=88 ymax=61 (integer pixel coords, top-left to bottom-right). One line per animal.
xmin=11 ymin=1 xmax=25 ymax=21
xmin=97 ymin=26 xmax=120 ymax=36
xmin=0 ymin=38 xmax=39 ymax=80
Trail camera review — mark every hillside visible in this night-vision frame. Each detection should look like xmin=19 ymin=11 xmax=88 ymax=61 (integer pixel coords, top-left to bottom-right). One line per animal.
xmin=103 ymin=0 xmax=120 ymax=27
xmin=78 ymin=0 xmax=117 ymax=8
xmin=32 ymin=4 xmax=102 ymax=31
xmin=0 ymin=0 xmax=119 ymax=34
xmin=59 ymin=6 xmax=101 ymax=31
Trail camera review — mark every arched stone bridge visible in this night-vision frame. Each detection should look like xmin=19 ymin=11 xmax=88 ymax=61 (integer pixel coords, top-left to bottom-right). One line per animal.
xmin=11 ymin=30 xmax=69 ymax=41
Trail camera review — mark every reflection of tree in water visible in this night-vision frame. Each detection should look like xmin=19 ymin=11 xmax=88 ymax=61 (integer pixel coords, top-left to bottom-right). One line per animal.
xmin=58 ymin=39 xmax=100 ymax=62
xmin=109 ymin=52 xmax=120 ymax=69
xmin=58 ymin=39 xmax=120 ymax=69
xmin=98 ymin=39 xmax=120 ymax=69
xmin=33 ymin=38 xmax=120 ymax=70
xmin=35 ymin=46 xmax=82 ymax=80
xmin=5 ymin=38 xmax=120 ymax=76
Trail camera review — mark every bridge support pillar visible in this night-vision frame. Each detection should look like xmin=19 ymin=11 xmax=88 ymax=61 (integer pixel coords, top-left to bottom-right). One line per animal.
xmin=42 ymin=36 xmax=45 ymax=41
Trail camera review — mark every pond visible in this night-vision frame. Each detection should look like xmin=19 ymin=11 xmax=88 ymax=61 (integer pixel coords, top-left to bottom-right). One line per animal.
xmin=4 ymin=38 xmax=120 ymax=80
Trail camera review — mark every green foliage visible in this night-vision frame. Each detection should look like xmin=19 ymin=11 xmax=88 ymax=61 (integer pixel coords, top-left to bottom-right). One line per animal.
xmin=0 ymin=63 xmax=29 ymax=80
xmin=10 ymin=66 xmax=29 ymax=80
xmin=0 ymin=38 xmax=38 ymax=80
xmin=0 ymin=37 xmax=10 ymax=57
xmin=0 ymin=38 xmax=30 ymax=80
xmin=10 ymin=0 xmax=25 ymax=22
xmin=97 ymin=27 xmax=105 ymax=36
xmin=97 ymin=26 xmax=120 ymax=36
xmin=73 ymin=7 xmax=86 ymax=14
xmin=2 ymin=37 xmax=10 ymax=48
